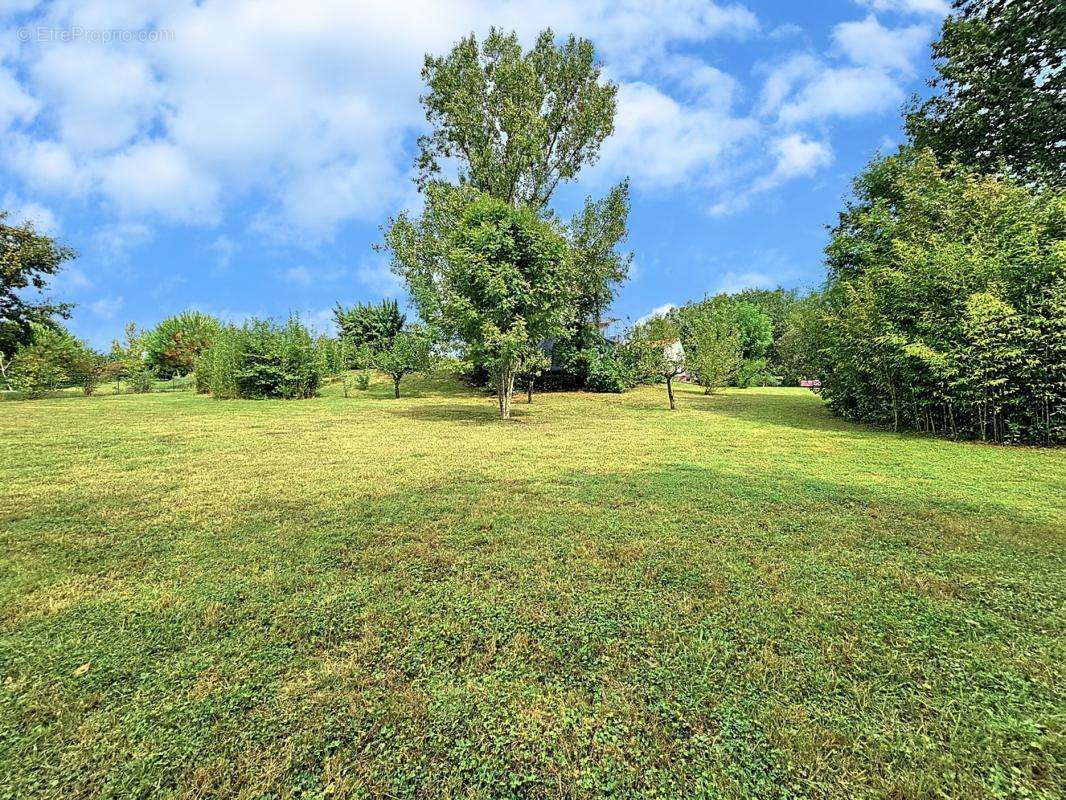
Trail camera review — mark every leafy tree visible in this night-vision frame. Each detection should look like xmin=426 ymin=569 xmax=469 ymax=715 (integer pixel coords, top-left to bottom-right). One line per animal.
xmin=144 ymin=311 xmax=220 ymax=378
xmin=374 ymin=327 xmax=434 ymax=398
xmin=333 ymin=299 xmax=405 ymax=354
xmin=7 ymin=323 xmax=101 ymax=397
xmin=732 ymin=288 xmax=798 ymax=378
xmin=393 ymin=190 xmax=573 ymax=418
xmin=568 ymin=180 xmax=633 ymax=329
xmin=417 ymin=28 xmax=617 ymax=208
xmin=1 ymin=211 xmax=77 ymax=358
xmin=683 ymin=305 xmax=741 ymax=394
xmin=109 ymin=322 xmax=155 ymax=393
xmin=630 ymin=315 xmax=686 ymax=410
xmin=907 ymin=0 xmax=1065 ymax=186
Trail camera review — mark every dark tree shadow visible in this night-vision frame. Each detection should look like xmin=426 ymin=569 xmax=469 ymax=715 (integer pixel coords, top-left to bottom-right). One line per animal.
xmin=388 ymin=403 xmax=532 ymax=425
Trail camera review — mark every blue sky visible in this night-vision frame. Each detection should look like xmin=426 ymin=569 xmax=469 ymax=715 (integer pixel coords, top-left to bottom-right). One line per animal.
xmin=0 ymin=0 xmax=949 ymax=348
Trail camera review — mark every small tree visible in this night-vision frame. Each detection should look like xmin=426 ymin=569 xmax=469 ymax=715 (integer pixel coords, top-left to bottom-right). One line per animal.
xmin=680 ymin=303 xmax=741 ymax=394
xmin=391 ymin=190 xmax=574 ymax=419
xmin=1 ymin=211 xmax=77 ymax=360
xmin=631 ymin=315 xmax=686 ymax=410
xmin=374 ymin=327 xmax=434 ymax=398
xmin=110 ymin=322 xmax=154 ymax=393
xmin=8 ymin=323 xmax=101 ymax=397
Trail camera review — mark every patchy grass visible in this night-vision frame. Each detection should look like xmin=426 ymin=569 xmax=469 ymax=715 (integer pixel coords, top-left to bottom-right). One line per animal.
xmin=1 ymin=377 xmax=1063 ymax=799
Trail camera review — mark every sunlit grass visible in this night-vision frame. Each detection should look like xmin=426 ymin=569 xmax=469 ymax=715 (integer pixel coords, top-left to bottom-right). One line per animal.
xmin=1 ymin=377 xmax=1063 ymax=798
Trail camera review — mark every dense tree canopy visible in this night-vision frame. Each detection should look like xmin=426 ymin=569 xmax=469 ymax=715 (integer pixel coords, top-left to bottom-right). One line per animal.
xmin=417 ymin=28 xmax=617 ymax=208
xmin=1 ymin=212 xmax=77 ymax=358
xmin=815 ymin=147 xmax=1065 ymax=443
xmin=907 ymin=0 xmax=1065 ymax=186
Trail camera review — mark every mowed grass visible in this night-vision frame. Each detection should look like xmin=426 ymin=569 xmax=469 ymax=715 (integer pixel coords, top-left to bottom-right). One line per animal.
xmin=1 ymin=377 xmax=1063 ymax=800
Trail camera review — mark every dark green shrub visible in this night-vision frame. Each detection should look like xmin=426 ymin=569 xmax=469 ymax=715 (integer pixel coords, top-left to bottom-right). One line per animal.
xmin=584 ymin=352 xmax=635 ymax=393
xmin=128 ymin=366 xmax=155 ymax=393
xmin=197 ymin=317 xmax=320 ymax=399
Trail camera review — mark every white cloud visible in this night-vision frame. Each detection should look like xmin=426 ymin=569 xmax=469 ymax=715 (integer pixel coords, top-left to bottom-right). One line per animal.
xmin=0 ymin=67 xmax=39 ymax=129
xmin=0 ymin=0 xmax=766 ymax=235
xmin=2 ymin=193 xmax=59 ymax=234
xmin=210 ymin=236 xmax=237 ymax=271
xmin=634 ymin=302 xmax=676 ymax=326
xmin=759 ymin=133 xmax=833 ymax=187
xmin=710 ymin=134 xmax=832 ymax=215
xmin=91 ymin=221 xmax=153 ymax=260
xmin=277 ymin=264 xmax=350 ymax=285
xmin=857 ymin=0 xmax=949 ymax=16
xmin=356 ymin=254 xmax=404 ymax=297
xmin=832 ymin=15 xmax=929 ymax=75
xmin=776 ymin=67 xmax=903 ymax=125
xmin=596 ymin=80 xmax=757 ymax=190
xmin=90 ymin=296 xmax=123 ymax=319
xmin=94 ymin=142 xmax=219 ymax=222
xmin=31 ymin=45 xmax=162 ymax=152
xmin=709 ymin=270 xmax=774 ymax=294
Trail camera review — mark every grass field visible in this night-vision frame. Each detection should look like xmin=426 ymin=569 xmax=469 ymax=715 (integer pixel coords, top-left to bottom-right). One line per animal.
xmin=1 ymin=377 xmax=1063 ymax=799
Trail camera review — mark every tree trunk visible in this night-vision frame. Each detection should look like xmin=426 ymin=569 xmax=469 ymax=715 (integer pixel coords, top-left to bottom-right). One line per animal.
xmin=527 ymin=378 xmax=533 ymax=403
xmin=393 ymin=375 xmax=401 ymax=398
xmin=666 ymin=375 xmax=676 ymax=410
xmin=497 ymin=367 xmax=515 ymax=419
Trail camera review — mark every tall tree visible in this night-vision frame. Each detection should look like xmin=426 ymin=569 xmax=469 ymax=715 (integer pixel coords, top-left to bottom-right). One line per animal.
xmin=568 ymin=179 xmax=632 ymax=331
xmin=417 ymin=28 xmax=617 ymax=208
xmin=1 ymin=211 xmax=77 ymax=358
xmin=143 ymin=311 xmax=221 ymax=378
xmin=907 ymin=0 xmax=1065 ymax=186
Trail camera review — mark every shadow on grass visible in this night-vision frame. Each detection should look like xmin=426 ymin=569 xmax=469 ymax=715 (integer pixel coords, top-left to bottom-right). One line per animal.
xmin=387 ymin=402 xmax=531 ymax=425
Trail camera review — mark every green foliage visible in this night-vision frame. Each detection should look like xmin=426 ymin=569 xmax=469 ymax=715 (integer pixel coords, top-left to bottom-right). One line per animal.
xmin=677 ymin=295 xmax=773 ymax=390
xmin=0 ymin=211 xmax=77 ymax=358
xmin=143 ymin=311 xmax=220 ymax=378
xmin=390 ymin=189 xmax=574 ymax=418
xmin=583 ymin=349 xmax=636 ymax=393
xmin=907 ymin=0 xmax=1065 ymax=186
xmin=6 ymin=323 xmax=102 ymax=397
xmin=818 ymin=148 xmax=1066 ymax=443
xmin=417 ymin=28 xmax=617 ymax=208
xmin=333 ymin=300 xmax=405 ymax=354
xmin=374 ymin=327 xmax=435 ymax=398
xmin=108 ymin=323 xmax=156 ymax=394
xmin=680 ymin=304 xmax=742 ymax=394
xmin=196 ymin=317 xmax=321 ymax=400
xmin=568 ymin=180 xmax=633 ymax=325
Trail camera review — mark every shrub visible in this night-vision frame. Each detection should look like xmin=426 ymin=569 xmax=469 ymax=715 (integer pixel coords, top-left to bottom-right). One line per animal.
xmin=197 ymin=317 xmax=321 ymax=400
xmin=584 ymin=352 xmax=635 ymax=393
xmin=8 ymin=324 xmax=101 ymax=398
xmin=160 ymin=374 xmax=195 ymax=392
xmin=128 ymin=367 xmax=155 ymax=393
xmin=144 ymin=311 xmax=220 ymax=378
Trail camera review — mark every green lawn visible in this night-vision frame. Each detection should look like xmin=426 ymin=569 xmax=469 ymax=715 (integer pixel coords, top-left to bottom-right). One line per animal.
xmin=1 ymin=378 xmax=1063 ymax=799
